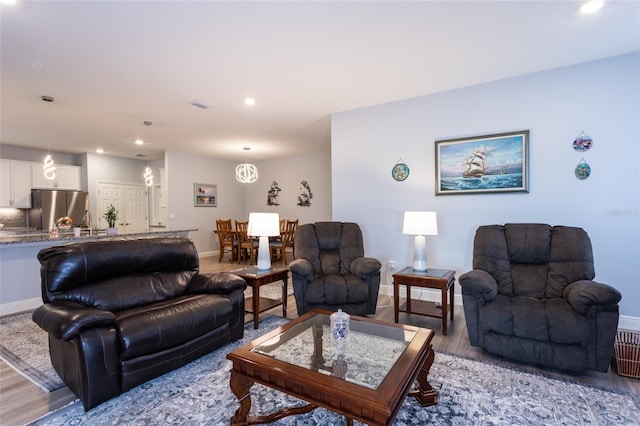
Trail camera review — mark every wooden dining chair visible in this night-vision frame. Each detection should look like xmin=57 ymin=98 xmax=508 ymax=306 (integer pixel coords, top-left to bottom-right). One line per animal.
xmin=216 ymin=219 xmax=237 ymax=262
xmin=235 ymin=220 xmax=258 ymax=264
xmin=270 ymin=219 xmax=298 ymax=265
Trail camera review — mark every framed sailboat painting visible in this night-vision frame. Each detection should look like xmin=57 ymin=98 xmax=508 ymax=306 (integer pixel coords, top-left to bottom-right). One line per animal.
xmin=435 ymin=130 xmax=529 ymax=195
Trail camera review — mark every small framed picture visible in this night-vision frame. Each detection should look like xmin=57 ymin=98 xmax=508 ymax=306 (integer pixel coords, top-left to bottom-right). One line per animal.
xmin=194 ymin=183 xmax=217 ymax=207
xmin=435 ymin=130 xmax=530 ymax=195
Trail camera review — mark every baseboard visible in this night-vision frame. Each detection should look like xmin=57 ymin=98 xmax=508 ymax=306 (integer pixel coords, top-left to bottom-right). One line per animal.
xmin=0 ymin=298 xmax=42 ymax=316
xmin=379 ymin=284 xmax=463 ymax=307
xmin=199 ymin=250 xmax=216 ymax=258
xmin=619 ymin=315 xmax=640 ymax=332
xmin=379 ymin=284 xmax=640 ymax=332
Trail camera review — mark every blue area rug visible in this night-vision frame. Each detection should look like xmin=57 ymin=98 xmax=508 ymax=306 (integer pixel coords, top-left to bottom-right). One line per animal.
xmin=0 ymin=311 xmax=64 ymax=392
xmin=27 ymin=315 xmax=640 ymax=425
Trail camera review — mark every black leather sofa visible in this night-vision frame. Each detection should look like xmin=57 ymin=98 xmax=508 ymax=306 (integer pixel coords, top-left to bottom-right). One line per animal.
xmin=32 ymin=237 xmax=247 ymax=410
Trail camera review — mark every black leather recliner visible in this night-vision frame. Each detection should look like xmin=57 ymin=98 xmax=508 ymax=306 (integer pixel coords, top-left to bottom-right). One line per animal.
xmin=459 ymin=224 xmax=621 ymax=372
xmin=32 ymin=237 xmax=246 ymax=410
xmin=289 ymin=222 xmax=381 ymax=316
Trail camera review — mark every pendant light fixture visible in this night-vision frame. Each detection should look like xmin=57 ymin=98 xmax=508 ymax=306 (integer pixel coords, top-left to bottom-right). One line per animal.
xmin=235 ymin=146 xmax=258 ymax=183
xmin=142 ymin=121 xmax=154 ymax=187
xmin=42 ymin=95 xmax=56 ymax=181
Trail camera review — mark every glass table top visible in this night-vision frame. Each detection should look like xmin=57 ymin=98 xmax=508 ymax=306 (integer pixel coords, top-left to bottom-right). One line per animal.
xmin=251 ymin=313 xmax=417 ymax=390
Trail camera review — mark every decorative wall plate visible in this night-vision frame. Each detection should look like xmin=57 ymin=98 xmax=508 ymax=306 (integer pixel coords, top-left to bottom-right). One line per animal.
xmin=392 ymin=162 xmax=410 ymax=181
xmin=575 ymin=158 xmax=591 ymax=180
xmin=573 ymin=131 xmax=593 ymax=152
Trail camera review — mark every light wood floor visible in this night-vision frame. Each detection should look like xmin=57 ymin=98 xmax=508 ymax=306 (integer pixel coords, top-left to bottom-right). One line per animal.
xmin=1 ymin=256 xmax=638 ymax=425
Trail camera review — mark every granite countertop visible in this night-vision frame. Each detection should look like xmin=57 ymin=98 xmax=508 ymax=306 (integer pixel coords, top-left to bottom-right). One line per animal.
xmin=0 ymin=228 xmax=197 ymax=246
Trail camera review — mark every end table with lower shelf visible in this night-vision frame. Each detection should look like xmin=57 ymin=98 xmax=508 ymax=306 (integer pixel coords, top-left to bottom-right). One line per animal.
xmin=232 ymin=266 xmax=289 ymax=329
xmin=392 ymin=267 xmax=456 ymax=335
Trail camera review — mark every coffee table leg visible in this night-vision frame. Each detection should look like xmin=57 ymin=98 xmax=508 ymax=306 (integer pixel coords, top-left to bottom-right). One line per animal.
xmin=252 ymin=284 xmax=260 ymax=329
xmin=408 ymin=345 xmax=437 ymax=406
xmin=282 ymin=275 xmax=288 ymax=318
xmin=230 ymin=370 xmax=254 ymax=426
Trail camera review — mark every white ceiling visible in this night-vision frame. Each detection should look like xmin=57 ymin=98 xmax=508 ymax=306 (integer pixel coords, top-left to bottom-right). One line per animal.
xmin=1 ymin=1 xmax=639 ymax=162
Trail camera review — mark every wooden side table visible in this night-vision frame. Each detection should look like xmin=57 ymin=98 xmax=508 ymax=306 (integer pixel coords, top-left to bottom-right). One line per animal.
xmin=393 ymin=267 xmax=456 ymax=335
xmin=232 ymin=266 xmax=289 ymax=329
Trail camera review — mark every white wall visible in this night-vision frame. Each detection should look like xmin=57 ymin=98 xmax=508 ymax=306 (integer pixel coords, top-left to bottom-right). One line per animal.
xmin=165 ymin=151 xmax=331 ymax=255
xmin=244 ymin=152 xmax=332 ymax=225
xmin=164 ymin=149 xmax=247 ymax=255
xmin=331 ymin=53 xmax=640 ymax=320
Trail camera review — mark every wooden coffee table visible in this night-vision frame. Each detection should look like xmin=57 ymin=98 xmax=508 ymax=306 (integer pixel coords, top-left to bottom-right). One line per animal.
xmin=233 ymin=266 xmax=289 ymax=329
xmin=226 ymin=309 xmax=437 ymax=425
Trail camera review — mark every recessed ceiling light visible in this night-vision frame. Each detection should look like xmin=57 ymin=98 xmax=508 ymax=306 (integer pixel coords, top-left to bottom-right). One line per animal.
xmin=135 ymin=139 xmax=144 ymax=145
xmin=579 ymin=0 xmax=604 ymax=14
xmin=96 ymin=148 xmax=104 ymax=154
xmin=244 ymin=97 xmax=256 ymax=106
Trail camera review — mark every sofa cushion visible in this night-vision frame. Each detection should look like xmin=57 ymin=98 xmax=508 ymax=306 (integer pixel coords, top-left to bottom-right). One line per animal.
xmin=546 ymin=226 xmax=595 ymax=298
xmin=306 ymin=274 xmax=369 ymax=305
xmin=295 ymin=222 xmax=365 ymax=275
xmin=38 ymin=237 xmax=199 ymax=304
xmin=116 ymin=293 xmax=233 ymax=360
xmin=480 ymin=295 xmax=589 ymax=345
xmin=60 ymin=271 xmax=196 ymax=312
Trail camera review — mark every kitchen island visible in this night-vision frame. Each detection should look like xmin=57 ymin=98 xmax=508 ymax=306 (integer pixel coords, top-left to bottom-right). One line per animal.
xmin=0 ymin=228 xmax=196 ymax=315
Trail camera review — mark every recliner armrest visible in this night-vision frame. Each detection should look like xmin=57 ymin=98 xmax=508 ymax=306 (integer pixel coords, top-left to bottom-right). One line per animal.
xmin=32 ymin=301 xmax=116 ymax=341
xmin=459 ymin=270 xmax=498 ymax=302
xmin=563 ymin=280 xmax=622 ymax=314
xmin=187 ymin=273 xmax=247 ymax=294
xmin=289 ymin=259 xmax=313 ymax=281
xmin=351 ymin=257 xmax=382 ymax=278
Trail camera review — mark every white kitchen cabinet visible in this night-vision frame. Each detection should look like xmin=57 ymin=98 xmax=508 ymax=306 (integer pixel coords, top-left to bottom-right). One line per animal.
xmin=0 ymin=159 xmax=32 ymax=208
xmin=31 ymin=163 xmax=81 ymax=190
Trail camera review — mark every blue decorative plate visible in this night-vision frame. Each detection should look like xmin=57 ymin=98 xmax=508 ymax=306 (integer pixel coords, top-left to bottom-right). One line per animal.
xmin=573 ymin=132 xmax=593 ymax=152
xmin=392 ymin=163 xmax=410 ymax=181
xmin=575 ymin=159 xmax=591 ymax=180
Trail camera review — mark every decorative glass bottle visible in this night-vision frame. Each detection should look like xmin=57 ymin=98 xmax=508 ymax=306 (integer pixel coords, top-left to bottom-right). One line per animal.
xmin=330 ymin=309 xmax=350 ymax=354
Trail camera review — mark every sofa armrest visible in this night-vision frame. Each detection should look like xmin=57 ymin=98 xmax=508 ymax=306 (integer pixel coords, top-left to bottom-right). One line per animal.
xmin=458 ymin=270 xmax=498 ymax=302
xmin=563 ymin=280 xmax=622 ymax=314
xmin=32 ymin=301 xmax=116 ymax=341
xmin=351 ymin=257 xmax=382 ymax=279
xmin=289 ymin=259 xmax=313 ymax=282
xmin=188 ymin=273 xmax=247 ymax=295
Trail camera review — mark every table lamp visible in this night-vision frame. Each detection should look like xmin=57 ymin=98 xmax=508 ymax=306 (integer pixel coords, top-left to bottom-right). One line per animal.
xmin=248 ymin=212 xmax=280 ymax=270
xmin=402 ymin=211 xmax=438 ymax=272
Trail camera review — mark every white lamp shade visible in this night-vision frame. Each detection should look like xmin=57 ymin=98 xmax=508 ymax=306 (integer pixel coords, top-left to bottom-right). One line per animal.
xmin=402 ymin=211 xmax=438 ymax=236
xmin=247 ymin=212 xmax=280 ymax=237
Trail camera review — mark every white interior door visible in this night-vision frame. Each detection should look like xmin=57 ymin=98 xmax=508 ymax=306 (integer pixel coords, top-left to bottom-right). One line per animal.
xmin=97 ymin=182 xmax=148 ymax=234
xmin=124 ymin=185 xmax=149 ymax=233
xmin=98 ymin=183 xmax=123 ymax=231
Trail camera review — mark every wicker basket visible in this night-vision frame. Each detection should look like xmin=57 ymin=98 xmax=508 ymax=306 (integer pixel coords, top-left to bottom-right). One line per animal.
xmin=612 ymin=329 xmax=640 ymax=379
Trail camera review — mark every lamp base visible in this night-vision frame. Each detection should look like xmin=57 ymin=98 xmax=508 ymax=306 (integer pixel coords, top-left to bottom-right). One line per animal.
xmin=256 ymin=235 xmax=271 ymax=271
xmin=412 ymin=235 xmax=427 ymax=272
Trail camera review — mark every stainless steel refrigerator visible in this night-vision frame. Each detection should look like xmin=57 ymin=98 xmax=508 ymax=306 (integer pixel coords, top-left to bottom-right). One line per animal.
xmin=28 ymin=189 xmax=89 ymax=230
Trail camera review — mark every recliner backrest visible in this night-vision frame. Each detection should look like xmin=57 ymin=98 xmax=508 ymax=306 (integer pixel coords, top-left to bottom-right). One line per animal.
xmin=473 ymin=224 xmax=595 ymax=298
xmin=294 ymin=222 xmax=365 ymax=275
xmin=38 ymin=237 xmax=199 ymax=311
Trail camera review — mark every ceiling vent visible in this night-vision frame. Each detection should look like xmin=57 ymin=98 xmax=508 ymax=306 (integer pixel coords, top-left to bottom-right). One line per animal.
xmin=191 ymin=100 xmax=213 ymax=109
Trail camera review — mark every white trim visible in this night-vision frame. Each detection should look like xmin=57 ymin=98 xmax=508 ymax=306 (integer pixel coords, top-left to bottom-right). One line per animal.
xmin=619 ymin=315 xmax=640 ymax=332
xmin=0 ymin=298 xmax=42 ymax=316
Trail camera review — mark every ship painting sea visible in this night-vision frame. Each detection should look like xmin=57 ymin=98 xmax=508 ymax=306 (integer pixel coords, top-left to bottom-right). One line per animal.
xmin=440 ymin=144 xmax=523 ymax=192
xmin=463 ymin=146 xmax=487 ymax=178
